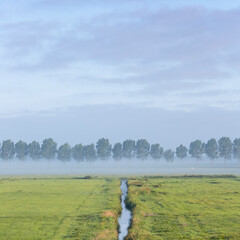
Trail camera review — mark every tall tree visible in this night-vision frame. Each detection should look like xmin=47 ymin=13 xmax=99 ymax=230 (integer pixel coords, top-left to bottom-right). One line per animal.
xmin=205 ymin=138 xmax=218 ymax=160
xmin=122 ymin=140 xmax=135 ymax=159
xmin=72 ymin=144 xmax=84 ymax=161
xmin=135 ymin=139 xmax=150 ymax=159
xmin=1 ymin=140 xmax=15 ymax=160
xmin=28 ymin=141 xmax=41 ymax=160
xmin=201 ymin=142 xmax=207 ymax=155
xmin=15 ymin=140 xmax=28 ymax=160
xmin=233 ymin=138 xmax=240 ymax=161
xmin=41 ymin=138 xmax=57 ymax=160
xmin=164 ymin=149 xmax=174 ymax=161
xmin=112 ymin=142 xmax=123 ymax=160
xmin=176 ymin=144 xmax=188 ymax=159
xmin=83 ymin=144 xmax=96 ymax=161
xmin=96 ymin=138 xmax=111 ymax=160
xmin=57 ymin=143 xmax=72 ymax=161
xmin=150 ymin=144 xmax=164 ymax=160
xmin=218 ymin=137 xmax=232 ymax=160
xmin=189 ymin=140 xmax=203 ymax=159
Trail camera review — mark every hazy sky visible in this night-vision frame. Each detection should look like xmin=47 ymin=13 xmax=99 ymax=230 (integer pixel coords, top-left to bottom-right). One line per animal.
xmin=0 ymin=0 xmax=240 ymax=148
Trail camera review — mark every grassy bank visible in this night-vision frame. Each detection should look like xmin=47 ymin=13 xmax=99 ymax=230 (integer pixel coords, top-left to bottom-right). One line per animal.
xmin=126 ymin=175 xmax=240 ymax=240
xmin=0 ymin=177 xmax=121 ymax=240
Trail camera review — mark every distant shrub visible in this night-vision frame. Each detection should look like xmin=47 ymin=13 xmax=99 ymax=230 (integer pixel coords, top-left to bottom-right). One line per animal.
xmin=83 ymin=175 xmax=92 ymax=179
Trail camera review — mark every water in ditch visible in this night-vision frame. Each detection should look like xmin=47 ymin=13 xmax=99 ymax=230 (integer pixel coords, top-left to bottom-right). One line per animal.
xmin=118 ymin=179 xmax=132 ymax=240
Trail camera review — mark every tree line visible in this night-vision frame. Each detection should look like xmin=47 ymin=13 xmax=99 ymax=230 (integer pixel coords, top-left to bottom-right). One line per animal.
xmin=0 ymin=137 xmax=239 ymax=162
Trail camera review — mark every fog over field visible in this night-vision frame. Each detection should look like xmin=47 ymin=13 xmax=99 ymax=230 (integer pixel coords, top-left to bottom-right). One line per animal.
xmin=1 ymin=158 xmax=239 ymax=175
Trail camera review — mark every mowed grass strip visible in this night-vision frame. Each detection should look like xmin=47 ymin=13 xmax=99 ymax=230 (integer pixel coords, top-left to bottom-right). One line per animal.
xmin=126 ymin=176 xmax=240 ymax=240
xmin=0 ymin=177 xmax=121 ymax=240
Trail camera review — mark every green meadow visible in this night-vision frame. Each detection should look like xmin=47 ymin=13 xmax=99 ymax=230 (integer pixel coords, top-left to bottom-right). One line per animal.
xmin=126 ymin=176 xmax=240 ymax=240
xmin=1 ymin=175 xmax=240 ymax=240
xmin=0 ymin=177 xmax=121 ymax=240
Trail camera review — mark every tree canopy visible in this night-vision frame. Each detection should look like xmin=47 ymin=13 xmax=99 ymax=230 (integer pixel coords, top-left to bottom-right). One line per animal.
xmin=122 ymin=140 xmax=135 ymax=159
xmin=96 ymin=138 xmax=111 ymax=160
xmin=135 ymin=139 xmax=150 ymax=159
xmin=189 ymin=140 xmax=204 ymax=159
xmin=205 ymin=138 xmax=218 ymax=160
xmin=0 ymin=136 xmax=239 ymax=162
xmin=41 ymin=138 xmax=57 ymax=160
xmin=1 ymin=140 xmax=15 ymax=160
xmin=72 ymin=144 xmax=84 ymax=161
xmin=164 ymin=149 xmax=174 ymax=161
xmin=150 ymin=144 xmax=164 ymax=160
xmin=218 ymin=137 xmax=232 ymax=160
xmin=57 ymin=143 xmax=72 ymax=161
xmin=112 ymin=142 xmax=123 ymax=160
xmin=28 ymin=141 xmax=41 ymax=160
xmin=176 ymin=144 xmax=188 ymax=159
xmin=15 ymin=140 xmax=28 ymax=160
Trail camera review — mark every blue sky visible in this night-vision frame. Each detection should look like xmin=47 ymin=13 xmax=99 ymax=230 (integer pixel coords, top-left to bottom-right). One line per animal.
xmin=0 ymin=0 xmax=240 ymax=148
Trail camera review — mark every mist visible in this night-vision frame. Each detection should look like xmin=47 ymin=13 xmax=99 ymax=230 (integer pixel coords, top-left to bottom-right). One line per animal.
xmin=1 ymin=158 xmax=239 ymax=176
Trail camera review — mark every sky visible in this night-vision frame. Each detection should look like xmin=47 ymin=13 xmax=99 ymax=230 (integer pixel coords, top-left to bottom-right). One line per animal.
xmin=0 ymin=0 xmax=240 ymax=148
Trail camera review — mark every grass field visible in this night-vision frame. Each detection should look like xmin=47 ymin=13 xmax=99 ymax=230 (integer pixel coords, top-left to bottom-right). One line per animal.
xmin=126 ymin=176 xmax=240 ymax=240
xmin=1 ymin=175 xmax=240 ymax=240
xmin=0 ymin=177 xmax=121 ymax=240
